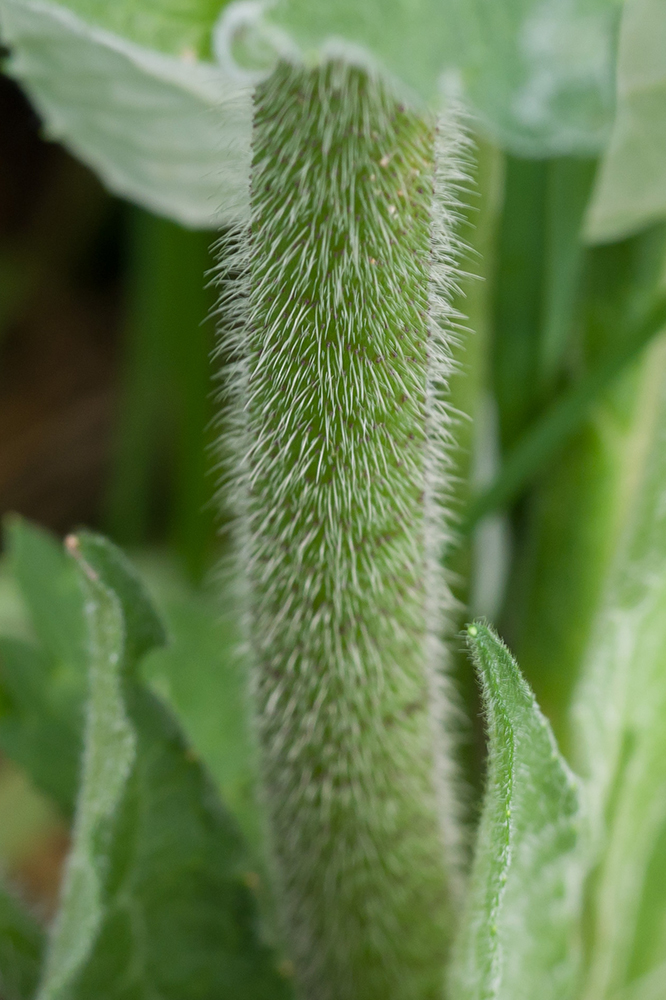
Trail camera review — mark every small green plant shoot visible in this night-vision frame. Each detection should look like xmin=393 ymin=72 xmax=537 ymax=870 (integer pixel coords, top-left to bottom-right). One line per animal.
xmin=2 ymin=0 xmax=666 ymax=998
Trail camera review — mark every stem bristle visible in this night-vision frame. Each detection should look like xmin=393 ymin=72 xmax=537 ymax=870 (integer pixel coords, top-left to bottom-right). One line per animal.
xmin=214 ymin=60 xmax=470 ymax=1000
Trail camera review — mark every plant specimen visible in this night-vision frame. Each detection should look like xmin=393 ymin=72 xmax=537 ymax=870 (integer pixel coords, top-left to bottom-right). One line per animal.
xmin=1 ymin=2 xmax=666 ymax=1000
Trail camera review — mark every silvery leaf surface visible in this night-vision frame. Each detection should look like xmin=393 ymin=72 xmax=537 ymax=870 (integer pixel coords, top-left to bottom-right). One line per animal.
xmin=451 ymin=623 xmax=585 ymax=1000
xmin=216 ymin=0 xmax=621 ymax=156
xmin=0 ymin=0 xmax=621 ymax=227
xmin=0 ymin=0 xmax=252 ymax=227
xmin=586 ymin=0 xmax=666 ymax=243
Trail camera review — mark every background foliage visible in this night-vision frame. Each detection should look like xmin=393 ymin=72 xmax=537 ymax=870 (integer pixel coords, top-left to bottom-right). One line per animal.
xmin=2 ymin=0 xmax=666 ymax=997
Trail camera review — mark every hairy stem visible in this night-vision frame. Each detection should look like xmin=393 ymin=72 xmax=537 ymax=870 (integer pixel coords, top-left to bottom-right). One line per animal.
xmin=227 ymin=62 xmax=462 ymax=1000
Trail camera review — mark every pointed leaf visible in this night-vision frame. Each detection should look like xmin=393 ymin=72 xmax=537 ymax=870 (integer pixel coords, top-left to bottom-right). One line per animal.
xmin=0 ymin=0 xmax=252 ymax=227
xmin=0 ymin=883 xmax=45 ymax=1000
xmin=451 ymin=622 xmax=584 ymax=1000
xmin=38 ymin=532 xmax=290 ymax=1000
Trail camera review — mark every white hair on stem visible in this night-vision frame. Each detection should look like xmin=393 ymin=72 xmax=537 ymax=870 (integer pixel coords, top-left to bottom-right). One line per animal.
xmin=213 ymin=60 xmax=471 ymax=1000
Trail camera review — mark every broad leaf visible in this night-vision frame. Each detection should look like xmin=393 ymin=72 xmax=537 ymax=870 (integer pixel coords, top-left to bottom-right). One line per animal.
xmin=38 ymin=533 xmax=290 ymax=1000
xmin=571 ymin=340 xmax=666 ymax=998
xmin=451 ymin=622 xmax=584 ymax=1000
xmin=216 ymin=0 xmax=621 ymax=156
xmin=0 ymin=0 xmax=252 ymax=227
xmin=586 ymin=0 xmax=666 ymax=242
xmin=50 ymin=0 xmax=227 ymax=58
xmin=0 ymin=0 xmax=620 ymax=230
xmin=0 ymin=882 xmax=45 ymax=1000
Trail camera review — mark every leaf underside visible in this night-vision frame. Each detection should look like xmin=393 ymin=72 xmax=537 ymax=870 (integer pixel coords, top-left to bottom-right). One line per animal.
xmin=0 ymin=0 xmax=252 ymax=228
xmin=0 ymin=0 xmax=621 ymax=232
xmin=586 ymin=0 xmax=666 ymax=243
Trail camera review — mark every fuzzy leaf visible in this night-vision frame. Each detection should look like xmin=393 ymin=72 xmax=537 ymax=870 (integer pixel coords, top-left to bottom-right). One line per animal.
xmin=586 ymin=0 xmax=666 ymax=242
xmin=571 ymin=339 xmax=666 ymax=998
xmin=451 ymin=622 xmax=584 ymax=1000
xmin=0 ymin=0 xmax=252 ymax=227
xmin=0 ymin=883 xmax=45 ymax=1000
xmin=217 ymin=0 xmax=621 ymax=156
xmin=38 ymin=532 xmax=290 ymax=1000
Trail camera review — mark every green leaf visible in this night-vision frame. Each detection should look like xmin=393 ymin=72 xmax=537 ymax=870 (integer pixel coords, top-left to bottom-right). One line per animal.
xmin=0 ymin=560 xmax=31 ymax=643
xmin=0 ymin=638 xmax=81 ymax=816
xmin=0 ymin=0 xmax=252 ymax=228
xmin=0 ymin=517 xmax=87 ymax=815
xmin=38 ymin=532 xmax=290 ymax=1000
xmin=0 ymin=882 xmax=45 ymax=1000
xmin=4 ymin=515 xmax=86 ymax=672
xmin=451 ymin=622 xmax=584 ymax=1000
xmin=139 ymin=571 xmax=261 ymax=854
xmin=571 ymin=338 xmax=666 ymax=998
xmin=47 ymin=0 xmax=228 ymax=58
xmin=1 ymin=0 xmax=621 ymax=227
xmin=586 ymin=0 xmax=666 ymax=242
xmin=217 ymin=0 xmax=621 ymax=155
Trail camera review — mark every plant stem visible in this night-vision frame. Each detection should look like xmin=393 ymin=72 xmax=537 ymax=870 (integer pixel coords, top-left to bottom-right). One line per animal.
xmin=229 ymin=62 xmax=462 ymax=1000
xmin=105 ymin=210 xmax=217 ymax=580
xmin=465 ymin=294 xmax=666 ymax=531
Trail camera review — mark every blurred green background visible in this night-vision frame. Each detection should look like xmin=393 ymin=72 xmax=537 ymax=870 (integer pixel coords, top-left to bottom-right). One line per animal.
xmin=0 ymin=71 xmax=233 ymax=921
xmin=2 ymin=58 xmax=666 ymax=935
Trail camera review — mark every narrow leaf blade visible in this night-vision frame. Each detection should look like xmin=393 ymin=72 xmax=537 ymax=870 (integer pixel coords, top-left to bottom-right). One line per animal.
xmin=451 ymin=622 xmax=584 ymax=1000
